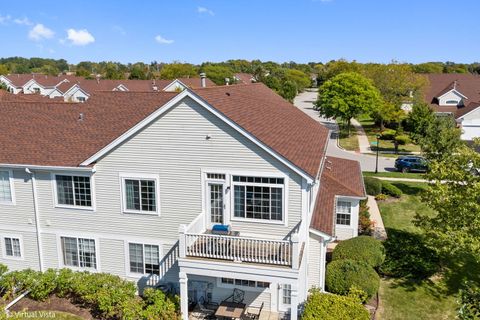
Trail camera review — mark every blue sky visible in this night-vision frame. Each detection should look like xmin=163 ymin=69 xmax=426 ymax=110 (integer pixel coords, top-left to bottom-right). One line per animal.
xmin=0 ymin=0 xmax=478 ymax=64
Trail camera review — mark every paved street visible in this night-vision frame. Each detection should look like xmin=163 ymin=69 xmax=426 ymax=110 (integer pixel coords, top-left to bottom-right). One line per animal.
xmin=294 ymin=90 xmax=397 ymax=172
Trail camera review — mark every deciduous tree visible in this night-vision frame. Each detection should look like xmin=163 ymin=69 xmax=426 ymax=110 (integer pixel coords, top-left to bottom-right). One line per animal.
xmin=316 ymin=72 xmax=383 ymax=134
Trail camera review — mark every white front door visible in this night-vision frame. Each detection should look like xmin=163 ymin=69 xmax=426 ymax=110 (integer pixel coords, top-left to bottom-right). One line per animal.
xmin=207 ymin=182 xmax=226 ymax=226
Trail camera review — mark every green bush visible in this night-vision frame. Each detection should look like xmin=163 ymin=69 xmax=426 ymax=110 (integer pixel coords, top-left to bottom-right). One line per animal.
xmin=0 ymin=264 xmax=7 ymax=277
xmin=364 ymin=177 xmax=382 ymax=196
xmin=332 ymin=236 xmax=385 ymax=268
xmin=395 ymin=134 xmax=410 ymax=145
xmin=0 ymin=268 xmax=180 ymax=320
xmin=458 ymin=281 xmax=480 ymax=320
xmin=381 ymin=181 xmax=403 ymax=198
xmin=381 ymin=129 xmax=396 ymax=140
xmin=375 ymin=194 xmax=388 ymax=201
xmin=302 ymin=288 xmax=370 ymax=320
xmin=326 ymin=259 xmax=380 ymax=299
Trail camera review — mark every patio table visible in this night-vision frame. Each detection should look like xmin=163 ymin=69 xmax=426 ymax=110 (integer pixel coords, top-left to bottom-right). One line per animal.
xmin=215 ymin=301 xmax=246 ymax=319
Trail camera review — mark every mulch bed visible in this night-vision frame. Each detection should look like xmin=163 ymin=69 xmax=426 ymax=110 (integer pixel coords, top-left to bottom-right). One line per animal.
xmin=9 ymin=295 xmax=94 ymax=319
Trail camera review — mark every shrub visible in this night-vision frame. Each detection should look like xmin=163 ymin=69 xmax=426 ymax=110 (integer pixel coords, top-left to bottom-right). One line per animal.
xmin=302 ymin=288 xmax=370 ymax=320
xmin=380 ymin=129 xmax=396 ymax=140
xmin=381 ymin=181 xmax=403 ymax=198
xmin=395 ymin=134 xmax=410 ymax=145
xmin=458 ymin=281 xmax=480 ymax=320
xmin=375 ymin=193 xmax=388 ymax=201
xmin=0 ymin=264 xmax=7 ymax=277
xmin=326 ymin=259 xmax=380 ymax=299
xmin=142 ymin=288 xmax=179 ymax=320
xmin=358 ymin=202 xmax=373 ymax=235
xmin=332 ymin=236 xmax=385 ymax=268
xmin=364 ymin=177 xmax=382 ymax=196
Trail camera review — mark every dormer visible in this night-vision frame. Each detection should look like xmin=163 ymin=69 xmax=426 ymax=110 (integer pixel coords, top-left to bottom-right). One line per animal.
xmin=435 ymin=81 xmax=467 ymax=107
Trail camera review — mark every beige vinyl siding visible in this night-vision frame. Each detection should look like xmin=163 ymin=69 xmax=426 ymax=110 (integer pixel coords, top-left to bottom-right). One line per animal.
xmin=33 ymin=97 xmax=303 ymax=243
xmin=0 ymin=169 xmax=36 ymax=228
xmin=41 ymin=232 xmax=59 ymax=269
xmin=99 ymin=238 xmax=125 ymax=276
xmin=307 ymin=233 xmax=322 ymax=289
xmin=0 ymin=230 xmax=39 ymax=271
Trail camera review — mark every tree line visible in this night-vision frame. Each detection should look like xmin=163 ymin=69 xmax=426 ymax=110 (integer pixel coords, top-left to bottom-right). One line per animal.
xmin=1 ymin=57 xmax=480 ymax=102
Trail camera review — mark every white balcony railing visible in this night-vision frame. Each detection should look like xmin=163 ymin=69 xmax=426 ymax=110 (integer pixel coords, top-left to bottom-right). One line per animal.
xmin=179 ymin=228 xmax=301 ymax=268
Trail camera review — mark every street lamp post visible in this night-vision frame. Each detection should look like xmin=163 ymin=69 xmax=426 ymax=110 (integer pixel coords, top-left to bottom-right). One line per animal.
xmin=375 ymin=134 xmax=380 ymax=174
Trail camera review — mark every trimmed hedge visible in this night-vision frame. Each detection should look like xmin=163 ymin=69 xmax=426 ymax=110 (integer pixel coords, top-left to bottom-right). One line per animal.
xmin=0 ymin=266 xmax=179 ymax=320
xmin=395 ymin=134 xmax=410 ymax=145
xmin=380 ymin=129 xmax=396 ymax=140
xmin=381 ymin=181 xmax=403 ymax=198
xmin=364 ymin=177 xmax=382 ymax=196
xmin=302 ymin=288 xmax=369 ymax=320
xmin=458 ymin=281 xmax=480 ymax=320
xmin=332 ymin=236 xmax=385 ymax=268
xmin=326 ymin=259 xmax=380 ymax=299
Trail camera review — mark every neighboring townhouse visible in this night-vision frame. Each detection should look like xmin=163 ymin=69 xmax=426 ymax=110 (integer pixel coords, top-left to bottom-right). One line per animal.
xmin=0 ymin=73 xmax=217 ymax=103
xmin=234 ymin=73 xmax=257 ymax=84
xmin=424 ymin=73 xmax=480 ymax=141
xmin=0 ymin=83 xmax=364 ymax=319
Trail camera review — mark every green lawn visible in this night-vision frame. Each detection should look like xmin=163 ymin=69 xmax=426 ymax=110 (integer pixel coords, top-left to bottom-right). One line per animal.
xmin=338 ymin=123 xmax=359 ymax=151
xmin=357 ymin=115 xmax=421 ymax=155
xmin=376 ymin=182 xmax=477 ymax=319
xmin=363 ymin=171 xmax=425 ymax=180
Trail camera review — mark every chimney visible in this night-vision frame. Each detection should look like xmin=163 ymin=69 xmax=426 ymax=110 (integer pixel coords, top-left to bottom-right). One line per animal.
xmin=96 ymin=74 xmax=100 ymax=84
xmin=200 ymin=73 xmax=206 ymax=88
xmin=453 ymin=80 xmax=457 ymax=90
xmin=225 ymin=78 xmax=230 ymax=86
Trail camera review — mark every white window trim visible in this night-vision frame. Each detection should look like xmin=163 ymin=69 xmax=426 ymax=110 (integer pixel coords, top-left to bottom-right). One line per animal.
xmin=51 ymin=172 xmax=95 ymax=211
xmin=1 ymin=233 xmax=24 ymax=261
xmin=0 ymin=169 xmax=16 ymax=206
xmin=56 ymin=234 xmax=100 ymax=272
xmin=119 ymin=173 xmax=160 ymax=216
xmin=200 ymin=169 xmax=289 ymax=227
xmin=230 ymin=174 xmax=288 ymax=226
xmin=124 ymin=239 xmax=163 ymax=278
xmin=216 ymin=277 xmax=270 ymax=293
xmin=335 ymin=199 xmax=353 ymax=228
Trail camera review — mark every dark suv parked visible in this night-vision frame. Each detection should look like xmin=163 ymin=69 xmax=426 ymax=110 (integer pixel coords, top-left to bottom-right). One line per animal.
xmin=395 ymin=156 xmax=428 ymax=173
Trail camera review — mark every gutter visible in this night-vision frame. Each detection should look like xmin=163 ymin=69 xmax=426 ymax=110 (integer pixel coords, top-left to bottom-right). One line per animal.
xmin=0 ymin=164 xmax=94 ymax=172
xmin=25 ymin=168 xmax=44 ymax=272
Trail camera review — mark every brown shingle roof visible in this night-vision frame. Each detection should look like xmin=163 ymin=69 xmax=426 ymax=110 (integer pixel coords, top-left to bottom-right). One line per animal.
xmin=0 ymin=84 xmax=329 ymax=178
xmin=425 ymin=73 xmax=480 ymax=118
xmin=310 ymin=156 xmax=365 ymax=236
xmin=193 ymin=83 xmax=329 ymax=178
xmin=4 ymin=74 xmax=83 ymax=88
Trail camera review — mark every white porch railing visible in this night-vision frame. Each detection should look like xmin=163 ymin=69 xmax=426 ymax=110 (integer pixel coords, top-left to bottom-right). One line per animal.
xmin=179 ymin=231 xmax=301 ymax=268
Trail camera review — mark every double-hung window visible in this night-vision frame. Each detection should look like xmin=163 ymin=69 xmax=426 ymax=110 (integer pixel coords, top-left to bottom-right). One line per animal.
xmin=3 ymin=237 xmax=22 ymax=258
xmin=232 ymin=175 xmax=284 ymax=222
xmin=61 ymin=236 xmax=97 ymax=269
xmin=122 ymin=175 xmax=159 ymax=214
xmin=0 ymin=170 xmax=13 ymax=204
xmin=128 ymin=243 xmax=160 ymax=275
xmin=55 ymin=175 xmax=92 ymax=208
xmin=336 ymin=201 xmax=351 ymax=226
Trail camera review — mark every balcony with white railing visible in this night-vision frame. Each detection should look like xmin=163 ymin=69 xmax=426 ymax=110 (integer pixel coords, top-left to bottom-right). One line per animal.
xmin=178 ymin=214 xmax=303 ymax=269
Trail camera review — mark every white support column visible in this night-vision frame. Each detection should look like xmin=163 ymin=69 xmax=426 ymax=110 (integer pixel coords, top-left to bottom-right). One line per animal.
xmin=179 ymin=224 xmax=187 ymax=258
xmin=179 ymin=272 xmax=189 ymax=320
xmin=290 ymin=285 xmax=299 ymax=320
xmin=291 ymin=233 xmax=300 ymax=270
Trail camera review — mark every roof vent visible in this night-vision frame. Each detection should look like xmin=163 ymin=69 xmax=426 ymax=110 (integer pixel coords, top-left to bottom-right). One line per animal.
xmin=200 ymin=73 xmax=206 ymax=88
xmin=78 ymin=113 xmax=84 ymax=121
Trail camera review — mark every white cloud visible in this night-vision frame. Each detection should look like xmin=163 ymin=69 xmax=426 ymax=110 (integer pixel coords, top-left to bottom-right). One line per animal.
xmin=14 ymin=17 xmax=32 ymax=26
xmin=0 ymin=14 xmax=11 ymax=25
xmin=28 ymin=23 xmax=54 ymax=41
xmin=66 ymin=28 xmax=95 ymax=46
xmin=155 ymin=34 xmax=174 ymax=44
xmin=197 ymin=6 xmax=214 ymax=16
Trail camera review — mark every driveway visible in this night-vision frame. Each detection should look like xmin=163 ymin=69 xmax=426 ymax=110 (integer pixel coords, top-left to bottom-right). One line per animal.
xmin=294 ymin=90 xmax=397 ymax=172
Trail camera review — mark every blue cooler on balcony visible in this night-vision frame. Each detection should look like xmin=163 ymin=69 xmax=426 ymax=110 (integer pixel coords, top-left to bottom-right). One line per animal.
xmin=212 ymin=224 xmax=231 ymax=235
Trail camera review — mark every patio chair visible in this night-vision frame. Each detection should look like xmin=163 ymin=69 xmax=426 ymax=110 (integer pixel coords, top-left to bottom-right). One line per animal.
xmin=223 ymin=288 xmax=246 ymax=304
xmin=243 ymin=302 xmax=264 ymax=320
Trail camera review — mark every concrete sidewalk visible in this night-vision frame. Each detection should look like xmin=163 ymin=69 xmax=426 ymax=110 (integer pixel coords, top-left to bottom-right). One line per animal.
xmin=351 ymin=118 xmax=371 ymax=154
xmin=374 ymin=176 xmax=427 ymax=183
xmin=367 ymin=196 xmax=387 ymax=240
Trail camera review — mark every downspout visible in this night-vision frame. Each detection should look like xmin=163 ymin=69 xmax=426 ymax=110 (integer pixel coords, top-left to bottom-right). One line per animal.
xmin=26 ymin=168 xmax=44 ymax=272
xmin=320 ymin=235 xmax=336 ymax=291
